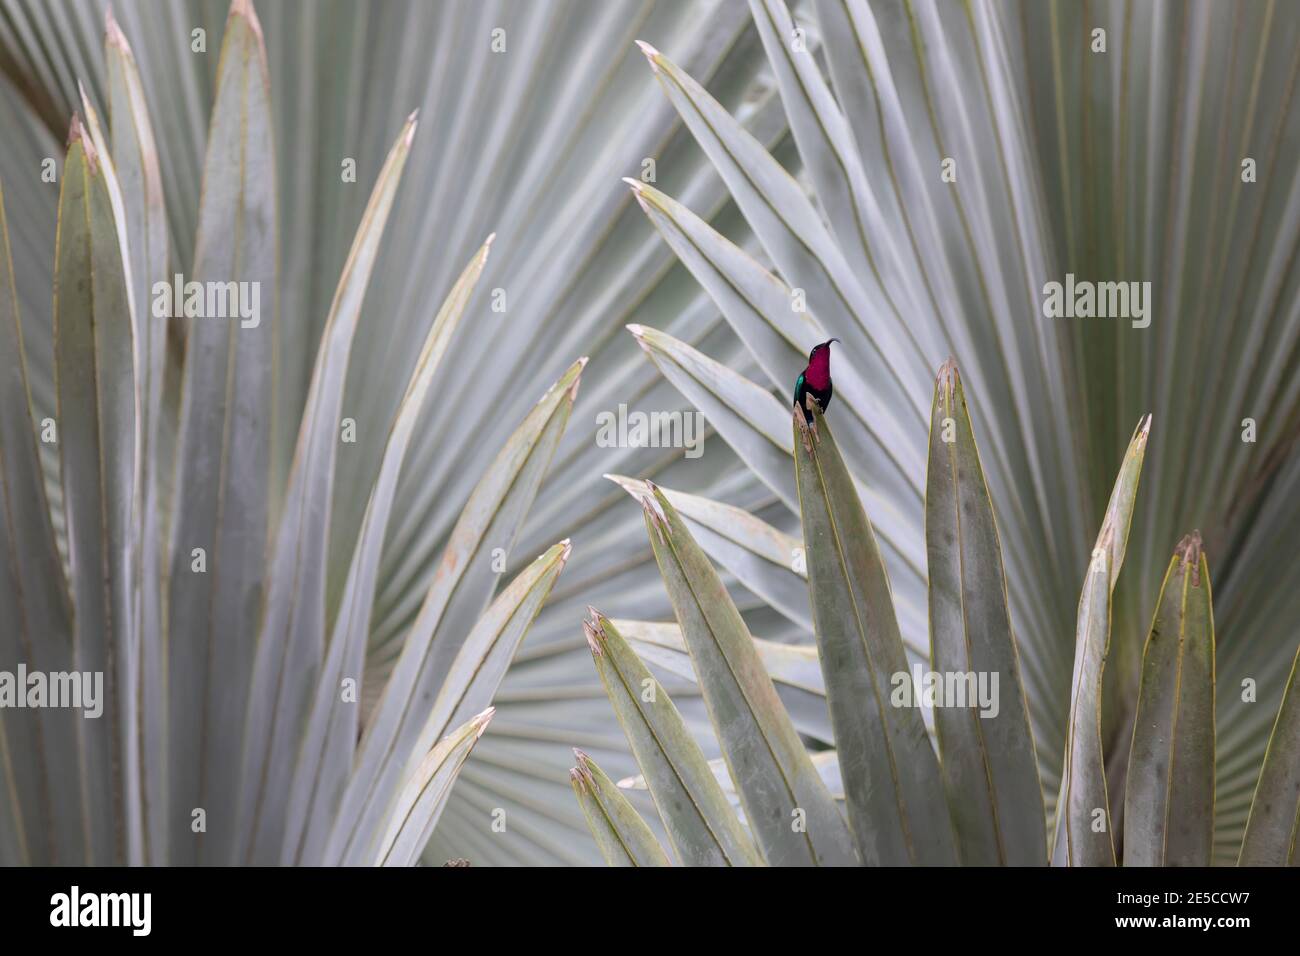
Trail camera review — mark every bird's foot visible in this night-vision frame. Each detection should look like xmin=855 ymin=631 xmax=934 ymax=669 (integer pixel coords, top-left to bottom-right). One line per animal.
xmin=804 ymin=394 xmax=823 ymax=446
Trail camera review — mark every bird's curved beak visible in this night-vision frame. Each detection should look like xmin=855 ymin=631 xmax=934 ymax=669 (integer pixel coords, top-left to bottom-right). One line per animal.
xmin=827 ymin=337 xmax=840 ymax=346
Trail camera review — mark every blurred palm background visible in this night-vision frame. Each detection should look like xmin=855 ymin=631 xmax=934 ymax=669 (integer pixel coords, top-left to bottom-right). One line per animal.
xmin=0 ymin=0 xmax=1296 ymax=865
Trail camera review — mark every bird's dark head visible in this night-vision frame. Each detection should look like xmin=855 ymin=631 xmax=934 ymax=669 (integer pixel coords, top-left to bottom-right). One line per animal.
xmin=807 ymin=338 xmax=839 ymax=363
xmin=805 ymin=338 xmax=838 ymax=387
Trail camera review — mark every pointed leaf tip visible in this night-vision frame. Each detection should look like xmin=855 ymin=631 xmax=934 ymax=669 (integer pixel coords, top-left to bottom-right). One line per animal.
xmin=583 ymin=608 xmax=608 ymax=653
xmin=105 ymin=6 xmax=129 ymax=49
xmin=583 ymin=621 xmax=601 ymax=655
xmin=936 ymin=357 xmax=960 ymax=395
xmin=641 ymin=491 xmax=665 ymax=522
xmin=571 ymin=750 xmax=597 ymax=787
xmin=471 ymin=707 xmax=495 ymax=737
xmin=229 ymin=0 xmax=264 ymax=40
xmin=635 ymin=40 xmax=661 ymax=68
xmin=67 ymin=113 xmax=99 ymax=171
xmin=565 ymin=358 xmax=588 ymax=400
xmin=1177 ymin=531 xmax=1205 ymax=585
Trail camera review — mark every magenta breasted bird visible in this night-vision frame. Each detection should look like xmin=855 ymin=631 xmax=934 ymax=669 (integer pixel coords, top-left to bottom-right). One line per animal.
xmin=793 ymin=338 xmax=839 ymax=425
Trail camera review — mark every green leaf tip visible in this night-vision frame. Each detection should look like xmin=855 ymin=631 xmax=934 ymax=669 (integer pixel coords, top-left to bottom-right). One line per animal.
xmin=567 ymin=357 xmax=589 ymax=399
xmin=536 ymin=355 xmax=587 ymax=405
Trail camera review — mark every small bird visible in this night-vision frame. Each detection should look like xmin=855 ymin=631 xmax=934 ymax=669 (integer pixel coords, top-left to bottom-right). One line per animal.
xmin=793 ymin=338 xmax=839 ymax=426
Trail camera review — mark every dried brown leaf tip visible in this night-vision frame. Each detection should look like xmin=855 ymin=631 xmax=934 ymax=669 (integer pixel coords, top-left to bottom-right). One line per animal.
xmin=641 ymin=493 xmax=668 ymax=545
xmin=583 ymin=608 xmax=607 ymax=655
xmin=572 ymin=749 xmax=596 ymax=787
xmin=67 ymin=113 xmax=99 ymax=174
xmin=229 ymin=0 xmax=265 ymax=42
xmin=936 ymin=357 xmax=959 ymax=401
xmin=1177 ymin=530 xmax=1204 ymax=587
xmin=794 ymin=403 xmax=813 ymax=454
xmin=1130 ymin=412 xmax=1153 ymax=452
xmin=105 ymin=5 xmax=130 ymax=51
xmin=470 ymin=706 xmax=495 ymax=738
